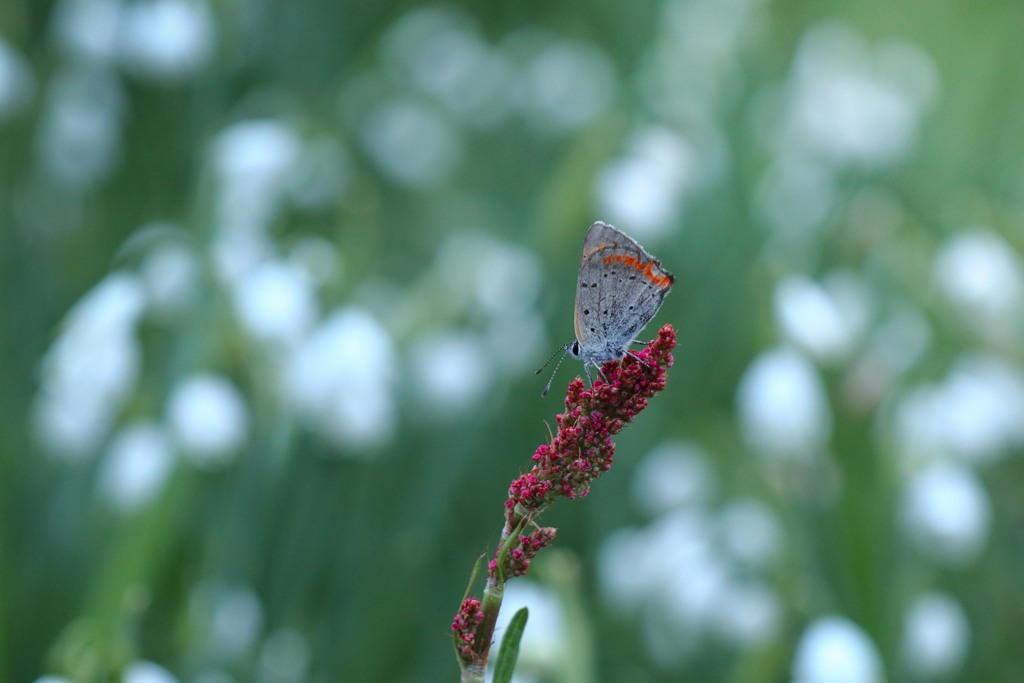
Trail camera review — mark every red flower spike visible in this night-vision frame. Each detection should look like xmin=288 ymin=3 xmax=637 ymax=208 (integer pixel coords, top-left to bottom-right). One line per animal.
xmin=490 ymin=526 xmax=560 ymax=578
xmin=453 ymin=325 xmax=675 ymax=674
xmin=505 ymin=324 xmax=675 ymax=518
xmin=452 ymin=597 xmax=486 ymax=662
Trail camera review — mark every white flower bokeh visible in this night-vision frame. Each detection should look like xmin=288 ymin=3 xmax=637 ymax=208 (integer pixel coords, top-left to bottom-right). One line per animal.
xmin=97 ymin=421 xmax=175 ymax=511
xmin=774 ymin=275 xmax=859 ymax=364
xmin=358 ymin=98 xmax=464 ymax=188
xmin=34 ymin=272 xmax=146 ymax=458
xmin=410 ymin=330 xmax=493 ymax=417
xmin=232 ymin=259 xmax=318 ymax=346
xmin=53 ymin=0 xmax=123 ymax=62
xmin=122 ymin=660 xmax=179 ymax=683
xmin=36 ymin=64 xmax=124 ymax=188
xmin=595 ymin=126 xmax=698 ymax=238
xmin=630 ymin=440 xmax=718 ymax=516
xmin=139 ymin=236 xmax=201 ymax=316
xmin=933 ymin=228 xmax=1024 ymax=340
xmin=782 ymin=22 xmax=938 ymax=168
xmin=0 ymin=38 xmax=34 ymax=119
xmin=211 ymin=119 xmax=302 ymax=239
xmin=901 ymin=592 xmax=970 ymax=678
xmin=379 ymin=7 xmax=513 ymax=128
xmin=599 ymin=494 xmax=782 ymax=659
xmin=116 ymin=0 xmax=214 ymax=81
xmin=517 ymin=38 xmax=617 ymax=133
xmin=901 ymin=462 xmax=990 ymax=566
xmin=257 ymin=628 xmax=311 ymax=683
xmin=737 ymin=346 xmax=832 ymax=461
xmin=792 ymin=616 xmax=884 ymax=683
xmin=892 ymin=354 xmax=1024 ymax=466
xmin=167 ymin=374 xmax=249 ymax=467
xmin=283 ymin=308 xmax=397 ymax=451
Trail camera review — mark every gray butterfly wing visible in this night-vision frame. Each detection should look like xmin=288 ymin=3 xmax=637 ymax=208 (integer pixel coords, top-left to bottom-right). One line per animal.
xmin=575 ymin=222 xmax=674 ymax=355
xmin=574 ymin=223 xmax=614 ymax=348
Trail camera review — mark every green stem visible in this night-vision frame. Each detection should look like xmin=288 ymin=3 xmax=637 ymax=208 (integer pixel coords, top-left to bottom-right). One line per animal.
xmin=461 ymin=576 xmax=504 ymax=682
xmin=459 ymin=515 xmax=529 ymax=681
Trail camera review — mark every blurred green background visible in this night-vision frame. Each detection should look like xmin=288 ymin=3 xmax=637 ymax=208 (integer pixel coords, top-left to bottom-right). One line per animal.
xmin=4 ymin=0 xmax=1024 ymax=681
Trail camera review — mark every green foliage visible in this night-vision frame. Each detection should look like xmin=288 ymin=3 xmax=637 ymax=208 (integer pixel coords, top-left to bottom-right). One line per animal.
xmin=3 ymin=0 xmax=1024 ymax=682
xmin=493 ymin=608 xmax=528 ymax=683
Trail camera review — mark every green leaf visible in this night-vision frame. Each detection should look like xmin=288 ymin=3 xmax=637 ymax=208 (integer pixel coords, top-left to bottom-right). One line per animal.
xmin=461 ymin=555 xmax=484 ymax=604
xmin=492 ymin=607 xmax=528 ymax=683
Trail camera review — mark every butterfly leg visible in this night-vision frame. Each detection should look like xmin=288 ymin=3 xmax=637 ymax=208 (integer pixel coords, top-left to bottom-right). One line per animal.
xmin=627 ymin=338 xmax=655 ymax=367
xmin=626 ymin=351 xmax=652 ymax=367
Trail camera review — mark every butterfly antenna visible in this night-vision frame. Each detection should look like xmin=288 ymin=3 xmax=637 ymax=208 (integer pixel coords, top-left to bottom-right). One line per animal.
xmin=538 ymin=344 xmax=570 ymax=397
xmin=535 ymin=344 xmax=567 ymax=375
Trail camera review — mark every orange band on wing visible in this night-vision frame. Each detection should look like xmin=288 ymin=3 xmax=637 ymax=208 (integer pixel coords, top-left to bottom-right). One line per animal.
xmin=602 ymin=253 xmax=673 ymax=288
xmin=583 ymin=243 xmax=615 ymax=258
